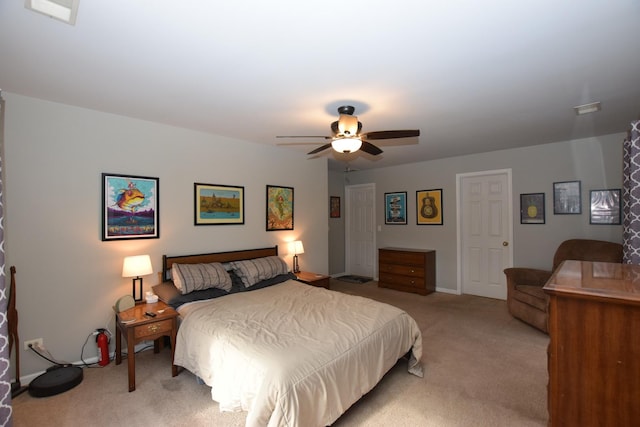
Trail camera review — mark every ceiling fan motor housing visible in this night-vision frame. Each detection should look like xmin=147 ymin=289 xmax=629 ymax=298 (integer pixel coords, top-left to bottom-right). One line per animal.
xmin=331 ymin=120 xmax=362 ymax=137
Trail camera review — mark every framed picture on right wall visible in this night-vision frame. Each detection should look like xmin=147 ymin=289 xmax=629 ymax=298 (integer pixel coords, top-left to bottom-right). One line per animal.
xmin=553 ymin=180 xmax=581 ymax=214
xmin=589 ymin=189 xmax=621 ymax=225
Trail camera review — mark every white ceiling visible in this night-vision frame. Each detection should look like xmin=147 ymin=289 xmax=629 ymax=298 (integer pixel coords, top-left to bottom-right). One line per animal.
xmin=1 ymin=1 xmax=639 ymax=171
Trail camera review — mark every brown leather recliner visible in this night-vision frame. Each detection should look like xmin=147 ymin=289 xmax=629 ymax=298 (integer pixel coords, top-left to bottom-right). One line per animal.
xmin=504 ymin=239 xmax=623 ymax=333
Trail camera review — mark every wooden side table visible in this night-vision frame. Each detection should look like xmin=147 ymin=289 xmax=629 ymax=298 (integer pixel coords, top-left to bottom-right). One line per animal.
xmin=114 ymin=300 xmax=179 ymax=392
xmin=295 ymin=271 xmax=331 ymax=289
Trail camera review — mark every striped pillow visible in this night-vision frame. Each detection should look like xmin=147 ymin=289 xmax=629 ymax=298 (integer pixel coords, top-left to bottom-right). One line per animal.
xmin=231 ymin=256 xmax=289 ymax=287
xmin=172 ymin=262 xmax=232 ymax=294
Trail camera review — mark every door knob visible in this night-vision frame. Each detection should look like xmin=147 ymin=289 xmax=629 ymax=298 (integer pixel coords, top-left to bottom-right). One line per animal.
xmin=503 ymin=241 xmax=509 ymax=246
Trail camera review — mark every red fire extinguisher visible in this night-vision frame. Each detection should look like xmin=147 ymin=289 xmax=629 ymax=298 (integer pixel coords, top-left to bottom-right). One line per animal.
xmin=96 ymin=329 xmax=110 ymax=367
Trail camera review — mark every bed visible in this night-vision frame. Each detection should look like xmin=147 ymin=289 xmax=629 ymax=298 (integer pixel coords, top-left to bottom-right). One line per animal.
xmin=154 ymin=246 xmax=423 ymax=427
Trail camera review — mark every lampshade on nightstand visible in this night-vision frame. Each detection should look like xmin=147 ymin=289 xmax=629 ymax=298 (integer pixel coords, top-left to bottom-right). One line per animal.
xmin=122 ymin=255 xmax=153 ymax=302
xmin=289 ymin=241 xmax=304 ymax=273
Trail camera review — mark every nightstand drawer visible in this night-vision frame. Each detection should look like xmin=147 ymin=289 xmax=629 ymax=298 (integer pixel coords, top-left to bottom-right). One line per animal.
xmin=134 ymin=319 xmax=173 ymax=339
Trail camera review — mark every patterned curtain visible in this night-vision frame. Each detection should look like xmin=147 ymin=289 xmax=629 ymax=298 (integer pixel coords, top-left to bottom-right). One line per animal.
xmin=623 ymin=119 xmax=640 ymax=264
xmin=0 ymin=93 xmax=11 ymax=425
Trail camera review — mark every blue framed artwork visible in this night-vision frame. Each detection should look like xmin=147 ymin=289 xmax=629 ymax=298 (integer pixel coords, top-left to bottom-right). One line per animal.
xmin=384 ymin=191 xmax=407 ymax=225
xmin=102 ymin=173 xmax=159 ymax=240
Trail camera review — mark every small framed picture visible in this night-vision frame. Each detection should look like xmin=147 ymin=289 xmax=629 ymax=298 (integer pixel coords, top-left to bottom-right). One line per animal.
xmin=384 ymin=192 xmax=407 ymax=225
xmin=102 ymin=173 xmax=159 ymax=241
xmin=553 ymin=181 xmax=581 ymax=214
xmin=416 ymin=189 xmax=443 ymax=225
xmin=266 ymin=185 xmax=294 ymax=231
xmin=590 ymin=189 xmax=621 ymax=225
xmin=330 ymin=196 xmax=340 ymax=218
xmin=194 ymin=183 xmax=244 ymax=225
xmin=520 ymin=193 xmax=545 ymax=224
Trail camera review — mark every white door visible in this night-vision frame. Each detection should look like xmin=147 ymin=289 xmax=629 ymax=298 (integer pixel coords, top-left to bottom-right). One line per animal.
xmin=346 ymin=183 xmax=376 ymax=278
xmin=457 ymin=170 xmax=513 ymax=300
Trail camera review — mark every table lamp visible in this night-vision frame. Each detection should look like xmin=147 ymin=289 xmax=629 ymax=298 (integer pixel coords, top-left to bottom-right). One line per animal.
xmin=122 ymin=254 xmax=153 ymax=302
xmin=290 ymin=241 xmax=304 ymax=273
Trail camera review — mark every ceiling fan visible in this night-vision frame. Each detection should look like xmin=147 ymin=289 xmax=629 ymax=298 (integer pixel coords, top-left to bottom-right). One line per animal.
xmin=277 ymin=105 xmax=420 ymax=156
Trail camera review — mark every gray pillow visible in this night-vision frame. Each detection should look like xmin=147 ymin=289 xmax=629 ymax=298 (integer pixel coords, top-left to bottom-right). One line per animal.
xmin=230 ymin=256 xmax=289 ymax=287
xmin=152 ymin=281 xmax=181 ymax=303
xmin=171 ymin=262 xmax=232 ymax=294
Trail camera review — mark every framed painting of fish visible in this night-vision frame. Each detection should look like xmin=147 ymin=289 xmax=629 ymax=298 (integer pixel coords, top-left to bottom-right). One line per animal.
xmin=102 ymin=173 xmax=159 ymax=240
xmin=194 ymin=183 xmax=245 ymax=225
xmin=266 ymin=185 xmax=294 ymax=231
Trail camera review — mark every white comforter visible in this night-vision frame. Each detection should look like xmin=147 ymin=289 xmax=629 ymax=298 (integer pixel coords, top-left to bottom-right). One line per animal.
xmin=174 ymin=279 xmax=423 ymax=427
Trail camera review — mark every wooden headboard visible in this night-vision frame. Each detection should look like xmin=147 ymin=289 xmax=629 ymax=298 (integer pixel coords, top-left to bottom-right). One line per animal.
xmin=161 ymin=246 xmax=279 ymax=282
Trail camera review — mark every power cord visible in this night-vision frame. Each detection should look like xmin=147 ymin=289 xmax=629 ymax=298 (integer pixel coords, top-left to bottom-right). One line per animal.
xmin=29 ymin=331 xmax=158 ymax=369
xmin=27 ymin=343 xmax=74 ymax=368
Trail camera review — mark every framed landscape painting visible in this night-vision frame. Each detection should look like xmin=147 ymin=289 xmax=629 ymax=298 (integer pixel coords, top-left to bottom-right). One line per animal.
xmin=266 ymin=185 xmax=294 ymax=231
xmin=194 ymin=183 xmax=244 ymax=225
xmin=102 ymin=173 xmax=159 ymax=241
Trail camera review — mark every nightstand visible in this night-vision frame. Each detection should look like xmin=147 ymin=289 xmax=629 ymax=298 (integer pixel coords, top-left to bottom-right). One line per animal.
xmin=114 ymin=300 xmax=179 ymax=392
xmin=295 ymin=271 xmax=331 ymax=289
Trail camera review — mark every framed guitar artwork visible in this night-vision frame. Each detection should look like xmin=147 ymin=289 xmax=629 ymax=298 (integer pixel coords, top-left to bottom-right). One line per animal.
xmin=416 ymin=189 xmax=443 ymax=225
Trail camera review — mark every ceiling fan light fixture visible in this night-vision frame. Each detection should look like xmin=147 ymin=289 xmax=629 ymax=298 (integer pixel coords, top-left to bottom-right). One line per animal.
xmin=338 ymin=114 xmax=359 ymax=136
xmin=332 ymin=137 xmax=362 ymax=153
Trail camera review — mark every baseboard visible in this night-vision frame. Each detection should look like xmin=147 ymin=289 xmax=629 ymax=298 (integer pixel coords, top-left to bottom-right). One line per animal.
xmin=436 ymin=286 xmax=460 ymax=295
xmin=17 ymin=341 xmax=153 ymax=386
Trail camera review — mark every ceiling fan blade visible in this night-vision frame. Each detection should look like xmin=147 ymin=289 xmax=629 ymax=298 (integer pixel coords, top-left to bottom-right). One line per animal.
xmin=360 ymin=140 xmax=383 ymax=155
xmin=361 ymin=130 xmax=420 ymax=140
xmin=307 ymin=143 xmax=333 ymax=155
xmin=277 ymin=142 xmax=324 ymax=146
xmin=276 ymin=135 xmax=331 ymax=139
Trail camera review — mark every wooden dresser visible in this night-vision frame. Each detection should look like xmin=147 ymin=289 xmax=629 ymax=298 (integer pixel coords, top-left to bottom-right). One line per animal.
xmin=543 ymin=260 xmax=640 ymax=426
xmin=378 ymin=247 xmax=435 ymax=295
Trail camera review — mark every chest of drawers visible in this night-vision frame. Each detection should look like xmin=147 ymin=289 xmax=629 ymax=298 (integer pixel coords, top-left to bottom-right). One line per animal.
xmin=378 ymin=247 xmax=435 ymax=295
xmin=544 ymin=260 xmax=640 ymax=426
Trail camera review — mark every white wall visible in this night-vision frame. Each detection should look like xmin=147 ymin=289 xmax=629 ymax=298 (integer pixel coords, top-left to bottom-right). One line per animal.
xmin=328 ymin=170 xmax=345 ymax=275
xmin=4 ymin=93 xmax=328 ymax=377
xmin=344 ymin=133 xmax=624 ymax=292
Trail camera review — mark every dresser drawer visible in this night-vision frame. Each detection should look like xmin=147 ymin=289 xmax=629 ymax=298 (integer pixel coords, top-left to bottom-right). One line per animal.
xmin=378 ymin=247 xmax=436 ymax=295
xmin=379 ymin=263 xmax=424 ymax=278
xmin=379 ymin=250 xmax=425 ymax=266
xmin=134 ymin=319 xmax=173 ymax=339
xmin=379 ymin=272 xmax=424 ymax=289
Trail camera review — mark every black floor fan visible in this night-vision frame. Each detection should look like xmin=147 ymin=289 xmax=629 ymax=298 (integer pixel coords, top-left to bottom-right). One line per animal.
xmin=8 ymin=266 xmax=28 ymax=397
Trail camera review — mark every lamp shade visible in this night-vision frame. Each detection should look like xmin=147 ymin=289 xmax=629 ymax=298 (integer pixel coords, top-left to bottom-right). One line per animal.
xmin=331 ymin=137 xmax=362 ymax=153
xmin=122 ymin=255 xmax=153 ymax=278
xmin=289 ymin=240 xmax=304 ymax=255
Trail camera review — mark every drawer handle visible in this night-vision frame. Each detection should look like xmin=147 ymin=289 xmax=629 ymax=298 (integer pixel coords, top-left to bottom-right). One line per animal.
xmin=410 ymin=269 xmax=415 ymax=273
xmin=410 ymin=280 xmax=415 ymax=284
xmin=148 ymin=324 xmax=161 ymax=333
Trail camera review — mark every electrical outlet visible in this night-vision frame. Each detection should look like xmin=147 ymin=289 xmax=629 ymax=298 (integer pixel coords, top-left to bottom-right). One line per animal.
xmin=24 ymin=338 xmax=43 ymax=351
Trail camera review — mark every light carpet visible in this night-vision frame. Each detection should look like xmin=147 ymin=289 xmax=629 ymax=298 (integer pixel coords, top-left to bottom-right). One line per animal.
xmin=12 ymin=280 xmax=549 ymax=426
